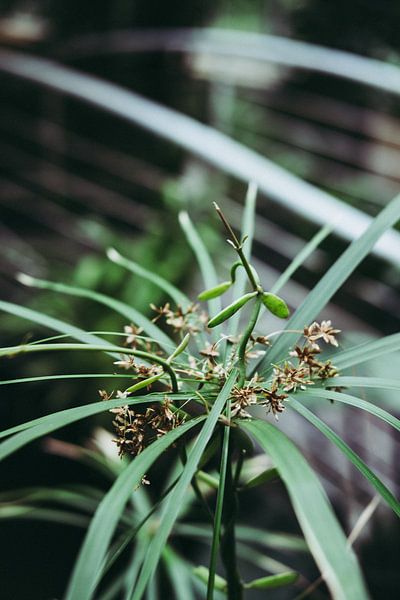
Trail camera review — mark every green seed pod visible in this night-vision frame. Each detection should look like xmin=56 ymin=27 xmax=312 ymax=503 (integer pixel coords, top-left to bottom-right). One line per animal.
xmin=244 ymin=571 xmax=298 ymax=590
xmin=207 ymin=292 xmax=257 ymax=328
xmin=262 ymin=292 xmax=290 ymax=319
xmin=198 ymin=281 xmax=231 ymax=301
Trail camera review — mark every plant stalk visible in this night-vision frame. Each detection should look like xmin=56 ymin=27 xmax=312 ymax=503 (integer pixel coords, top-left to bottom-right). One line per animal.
xmin=237 ymin=297 xmax=262 ymax=386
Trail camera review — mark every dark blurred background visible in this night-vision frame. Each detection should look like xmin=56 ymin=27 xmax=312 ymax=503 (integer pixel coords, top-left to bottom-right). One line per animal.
xmin=0 ymin=1 xmax=399 ymax=599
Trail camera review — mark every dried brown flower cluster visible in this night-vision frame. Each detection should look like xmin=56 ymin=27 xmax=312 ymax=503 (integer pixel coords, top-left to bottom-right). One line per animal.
xmin=150 ymin=302 xmax=207 ymax=334
xmin=110 ymin=398 xmax=185 ymax=458
xmin=229 ymin=320 xmax=341 ymax=420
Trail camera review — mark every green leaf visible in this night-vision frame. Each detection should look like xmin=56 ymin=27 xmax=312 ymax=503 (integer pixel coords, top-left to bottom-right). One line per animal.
xmin=242 ymin=419 xmax=369 ymax=600
xmin=271 ymin=224 xmax=331 ymax=294
xmin=163 ymin=547 xmax=196 ymax=600
xmin=0 ymin=505 xmax=90 ymax=528
xmin=130 ymin=369 xmax=238 ymax=600
xmin=331 ymin=376 xmax=400 ymax=391
xmin=289 ymin=397 xmax=400 ymax=517
xmin=65 ymin=417 xmax=203 ymax=600
xmin=107 ymin=248 xmax=191 ymax=309
xmin=0 ymin=373 xmax=136 ymax=386
xmin=256 ymin=193 xmax=400 ymax=376
xmin=16 ymin=274 xmax=174 ymax=352
xmin=303 ymin=389 xmax=400 ymax=432
xmin=333 ymin=333 xmax=400 ymax=370
xmin=179 ymin=211 xmax=221 ymax=321
xmin=244 ymin=571 xmax=298 ymax=590
xmin=0 ymin=394 xmax=167 ymax=459
xmin=0 ymin=300 xmax=117 ymax=354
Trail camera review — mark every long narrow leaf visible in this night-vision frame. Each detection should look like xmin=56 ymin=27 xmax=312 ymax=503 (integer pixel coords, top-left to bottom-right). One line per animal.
xmin=242 ymin=419 xmax=369 ymax=600
xmin=289 ymin=397 xmax=400 ymax=517
xmin=179 ymin=211 xmax=221 ymax=320
xmin=0 ymin=300 xmax=116 ymax=353
xmin=0 ymin=373 xmax=135 ymax=386
xmin=270 ymin=224 xmax=331 ymax=294
xmin=303 ymin=389 xmax=400 ymax=432
xmin=2 ymin=47 xmax=399 ymax=264
xmin=257 ymin=193 xmax=400 ymax=376
xmin=65 ymin=417 xmax=203 ymax=600
xmin=0 ymin=394 xmax=168 ymax=458
xmin=334 ymin=333 xmax=400 ymax=370
xmin=331 ymin=376 xmax=400 ymax=391
xmin=107 ymin=248 xmax=190 ymax=309
xmin=16 ymin=274 xmax=174 ymax=352
xmin=131 ymin=369 xmax=238 ymax=600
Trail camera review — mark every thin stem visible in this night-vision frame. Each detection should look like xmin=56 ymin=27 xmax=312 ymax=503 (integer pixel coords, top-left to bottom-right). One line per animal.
xmin=207 ymin=421 xmax=231 ymax=600
xmin=0 ymin=342 xmax=179 ymax=392
xmin=237 ymin=298 xmax=262 ymax=386
xmin=214 ymin=203 xmax=259 ymax=291
xmin=179 ymin=445 xmax=214 ymax=523
xmin=221 ymin=448 xmax=242 ymax=600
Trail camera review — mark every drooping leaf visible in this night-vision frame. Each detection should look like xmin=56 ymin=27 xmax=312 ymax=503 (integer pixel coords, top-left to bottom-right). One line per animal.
xmin=256 ymin=193 xmax=400 ymax=376
xmin=107 ymin=248 xmax=191 ymax=309
xmin=289 ymin=397 xmax=400 ymax=517
xmin=16 ymin=274 xmax=174 ymax=352
xmin=130 ymin=369 xmax=238 ymax=600
xmin=303 ymin=389 xmax=400 ymax=432
xmin=65 ymin=417 xmax=204 ymax=600
xmin=242 ymin=419 xmax=369 ymax=600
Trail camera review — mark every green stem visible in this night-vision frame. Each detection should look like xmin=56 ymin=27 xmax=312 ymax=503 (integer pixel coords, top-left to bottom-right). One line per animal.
xmin=221 ymin=447 xmax=242 ymax=600
xmin=0 ymin=342 xmax=179 ymax=392
xmin=207 ymin=421 xmax=231 ymax=600
xmin=236 ymin=298 xmax=262 ymax=386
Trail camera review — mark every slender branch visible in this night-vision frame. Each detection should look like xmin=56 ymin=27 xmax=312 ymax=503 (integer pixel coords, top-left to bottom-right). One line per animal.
xmin=221 ymin=448 xmax=242 ymax=600
xmin=0 ymin=342 xmax=179 ymax=392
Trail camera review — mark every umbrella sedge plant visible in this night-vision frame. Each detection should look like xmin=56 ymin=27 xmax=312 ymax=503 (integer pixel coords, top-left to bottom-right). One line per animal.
xmin=1 ymin=185 xmax=400 ymax=600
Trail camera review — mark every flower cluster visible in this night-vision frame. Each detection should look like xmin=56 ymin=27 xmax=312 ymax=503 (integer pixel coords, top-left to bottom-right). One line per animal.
xmin=229 ymin=320 xmax=340 ymax=420
xmin=150 ymin=302 xmax=207 ymax=334
xmin=110 ymin=398 xmax=185 ymax=458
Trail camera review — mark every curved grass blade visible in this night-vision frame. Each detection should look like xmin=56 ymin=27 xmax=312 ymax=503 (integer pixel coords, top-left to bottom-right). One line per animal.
xmin=0 ymin=505 xmax=90 ymax=528
xmin=0 ymin=343 xmax=177 ymax=392
xmin=107 ymin=248 xmax=190 ymax=309
xmin=333 ymin=333 xmax=400 ymax=370
xmin=16 ymin=274 xmax=174 ymax=352
xmin=331 ymin=376 xmax=400 ymax=391
xmin=163 ymin=546 xmax=196 ymax=600
xmin=242 ymin=419 xmax=369 ymax=600
xmin=289 ymin=397 xmax=400 ymax=517
xmin=3 ymin=46 xmax=399 ymax=264
xmin=130 ymin=369 xmax=238 ymax=600
xmin=178 ymin=211 xmax=221 ymax=320
xmin=228 ymin=182 xmax=257 ymax=338
xmin=65 ymin=417 xmax=203 ymax=600
xmin=256 ymin=193 xmax=400 ymax=376
xmin=303 ymin=389 xmax=400 ymax=432
xmin=0 ymin=394 xmax=167 ymax=458
xmin=270 ymin=224 xmax=331 ymax=294
xmin=0 ymin=300 xmax=116 ymax=353
xmin=0 ymin=373 xmax=136 ymax=386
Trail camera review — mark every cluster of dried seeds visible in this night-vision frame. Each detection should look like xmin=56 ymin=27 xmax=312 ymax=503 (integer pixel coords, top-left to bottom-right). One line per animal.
xmin=110 ymin=398 xmax=185 ymax=458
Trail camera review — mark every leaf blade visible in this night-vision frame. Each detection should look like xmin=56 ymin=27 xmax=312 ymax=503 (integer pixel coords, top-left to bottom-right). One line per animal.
xmin=242 ymin=419 xmax=369 ymax=600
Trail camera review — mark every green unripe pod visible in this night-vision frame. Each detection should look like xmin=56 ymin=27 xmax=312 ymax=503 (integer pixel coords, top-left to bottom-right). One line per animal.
xmin=244 ymin=571 xmax=298 ymax=590
xmin=262 ymin=292 xmax=290 ymax=319
xmin=207 ymin=292 xmax=257 ymax=328
xmin=198 ymin=281 xmax=231 ymax=301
